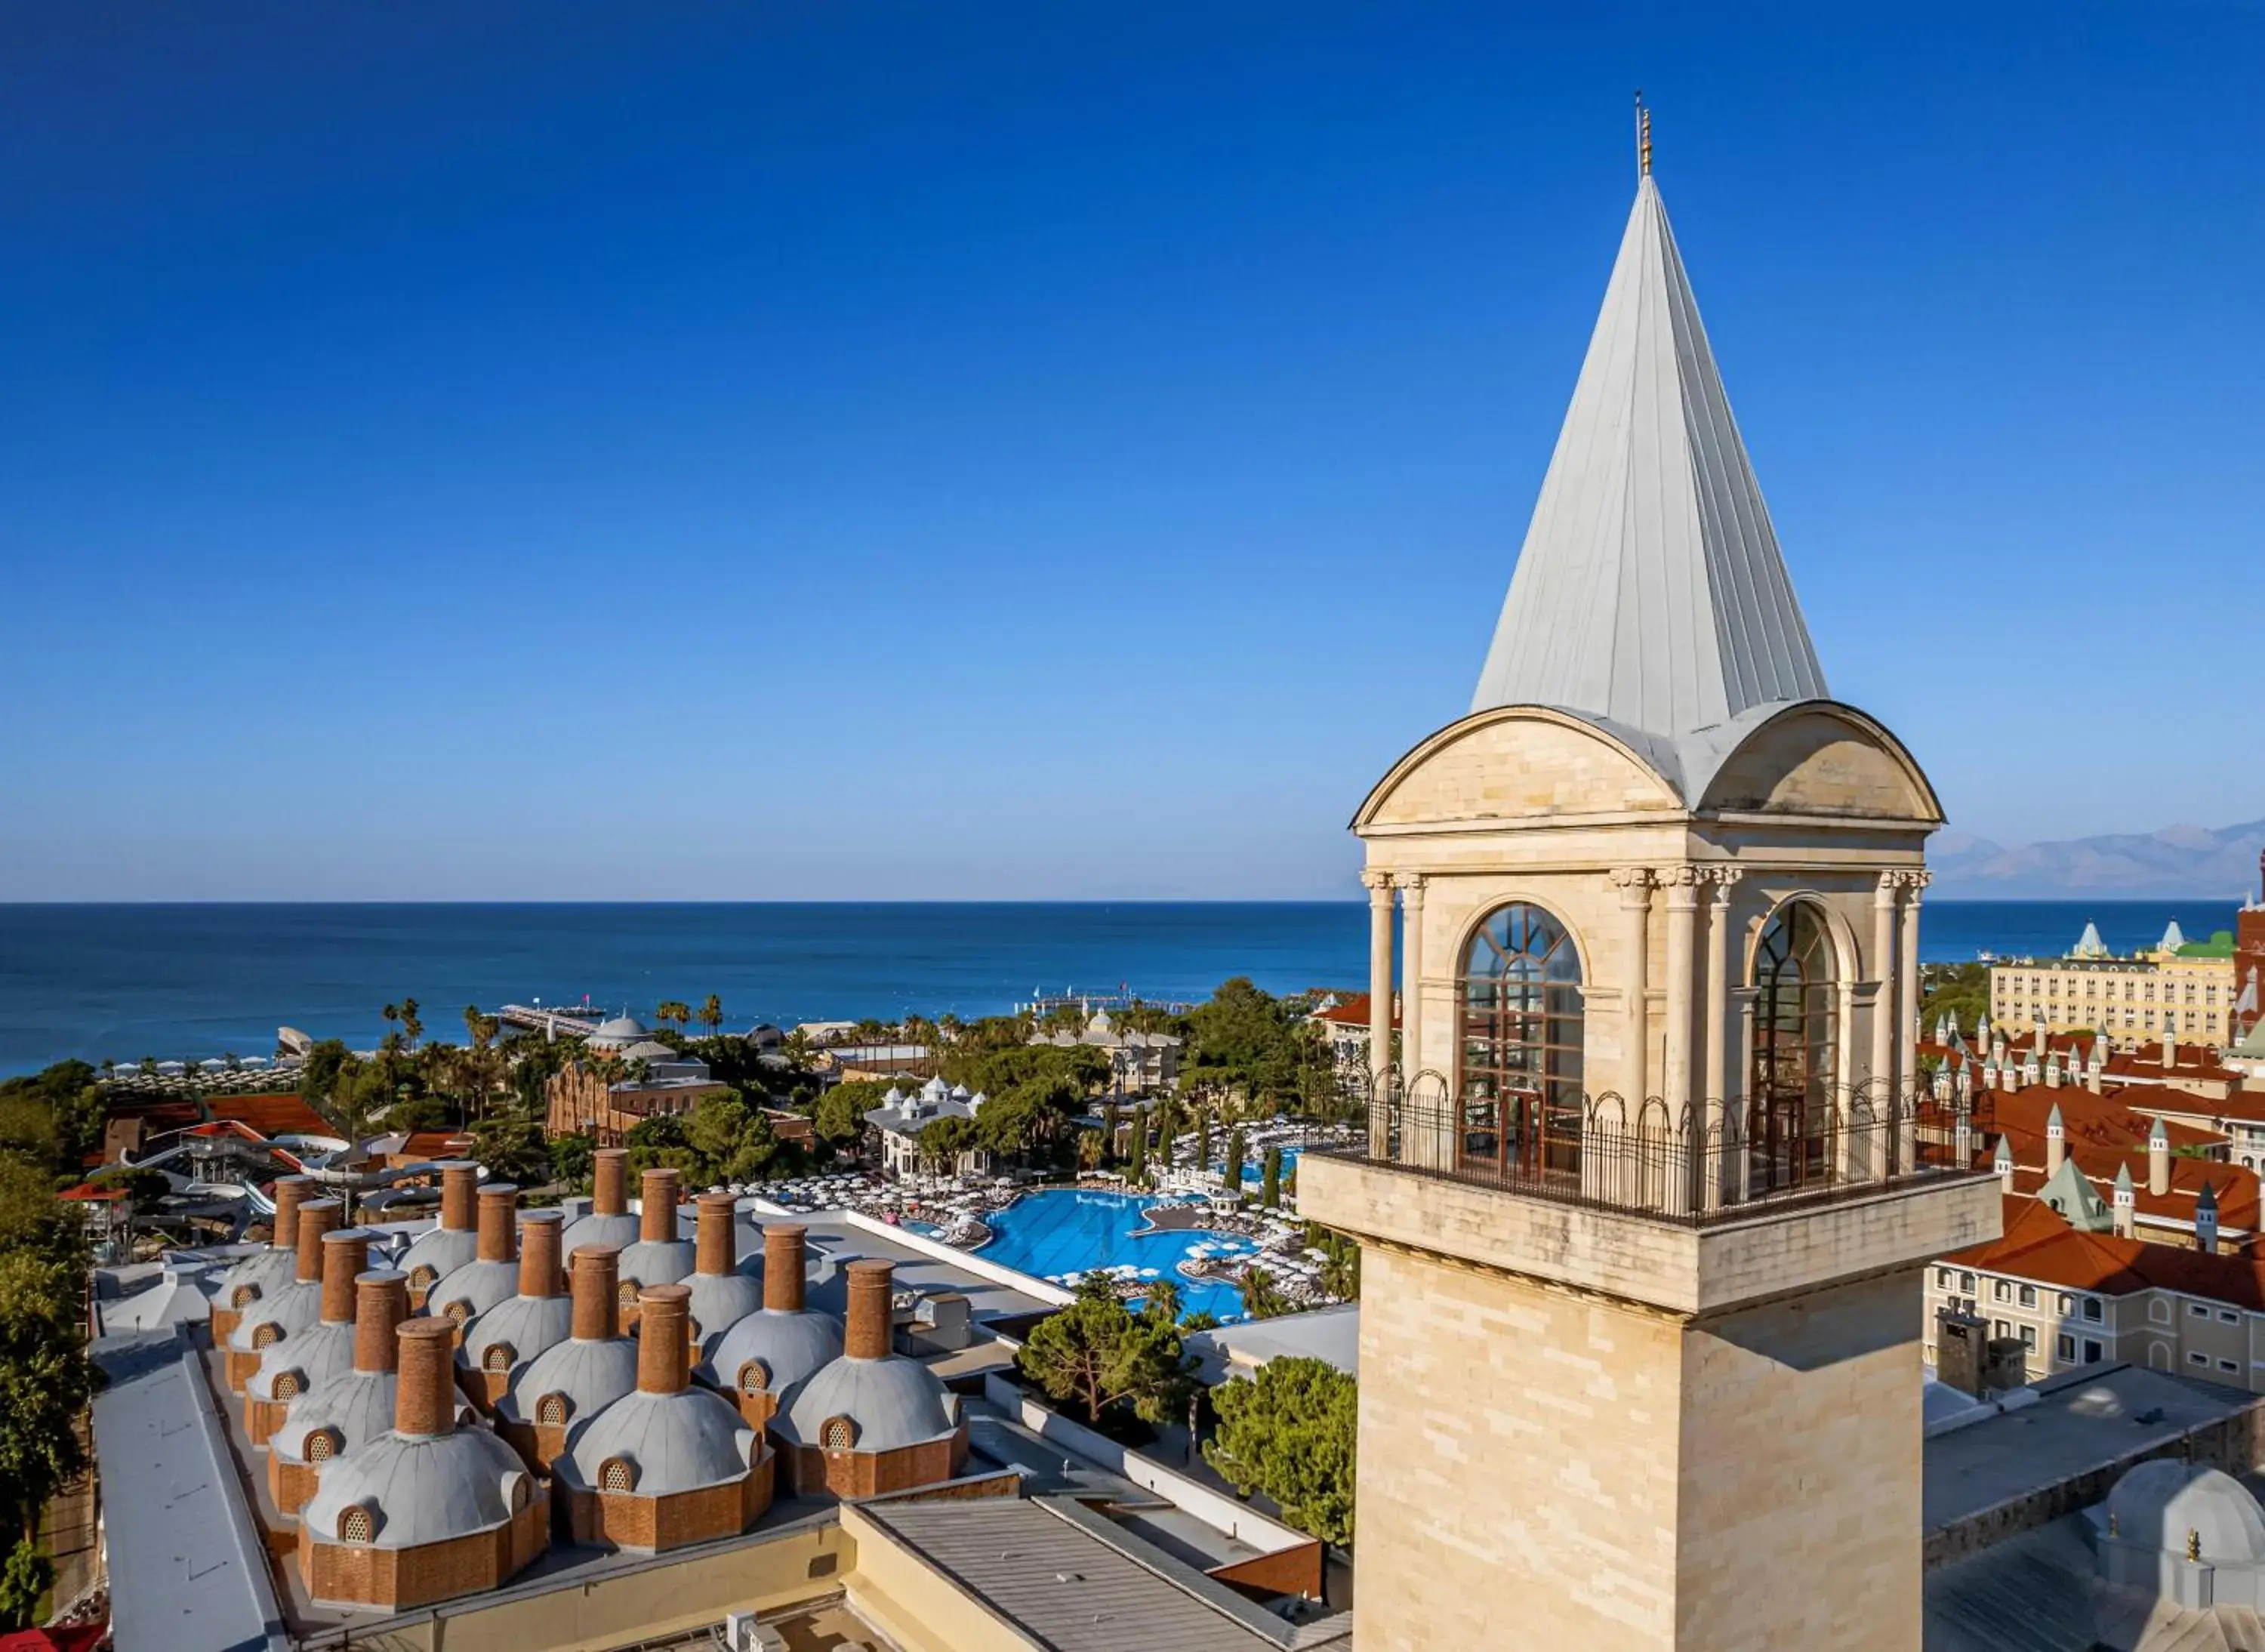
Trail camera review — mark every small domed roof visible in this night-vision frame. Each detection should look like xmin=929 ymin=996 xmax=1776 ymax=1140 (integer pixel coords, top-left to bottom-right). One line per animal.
xmin=588 ymin=1017 xmax=649 ymax=1053
xmin=559 ymin=1387 xmax=758 ymax=1498
xmin=620 ymin=1040 xmax=676 ymax=1062
xmin=250 ymin=1319 xmax=356 ymax=1402
xmin=301 ymin=1429 xmax=531 ymax=1550
xmin=459 ymin=1293 xmax=573 ymax=1377
xmin=780 ymin=1354 xmax=957 ymax=1453
xmin=2107 ymin=1462 xmax=2265 ymax=1562
xmin=496 ymin=1334 xmax=636 ymax=1428
xmin=560 ymin=1211 xmax=643 ymax=1256
xmin=214 ymin=1247 xmax=297 ymax=1311
xmin=684 ymin=1272 xmax=763 ymax=1357
xmin=272 ymin=1368 xmax=397 ymax=1467
xmin=702 ymin=1307 xmax=843 ymax=1395
xmin=426 ymin=1258 xmax=519 ymax=1326
xmin=230 ymin=1278 xmax=322 ymax=1352
xmin=396 ymin=1225 xmax=479 ymax=1292
xmin=615 ymin=1237 xmax=695 ymax=1292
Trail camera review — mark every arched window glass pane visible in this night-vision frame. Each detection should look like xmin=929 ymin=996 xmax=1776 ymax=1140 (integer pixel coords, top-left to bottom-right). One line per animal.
xmin=1457 ymin=903 xmax=1585 ymax=1180
xmin=1750 ymin=902 xmax=1838 ymax=1192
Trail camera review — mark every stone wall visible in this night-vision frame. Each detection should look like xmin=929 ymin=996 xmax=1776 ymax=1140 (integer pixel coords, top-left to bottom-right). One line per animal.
xmin=557 ymin=1453 xmax=775 ymax=1552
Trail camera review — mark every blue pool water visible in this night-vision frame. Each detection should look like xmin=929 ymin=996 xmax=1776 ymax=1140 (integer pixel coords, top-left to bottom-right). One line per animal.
xmin=977 ymin=1188 xmax=1262 ymax=1323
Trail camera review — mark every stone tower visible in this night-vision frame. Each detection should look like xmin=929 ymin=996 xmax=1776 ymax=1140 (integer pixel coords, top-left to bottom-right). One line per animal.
xmin=1302 ymin=159 xmax=2001 ymax=1652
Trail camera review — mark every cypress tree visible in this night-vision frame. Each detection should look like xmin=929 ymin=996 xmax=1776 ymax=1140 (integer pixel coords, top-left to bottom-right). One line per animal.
xmin=1261 ymin=1145 xmax=1282 ymax=1208
xmin=1225 ymin=1123 xmax=1247 ymax=1202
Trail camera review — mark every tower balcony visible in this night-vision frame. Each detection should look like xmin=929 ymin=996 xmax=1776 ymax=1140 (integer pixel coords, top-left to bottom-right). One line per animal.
xmin=1300 ymin=1087 xmax=2002 ymax=1317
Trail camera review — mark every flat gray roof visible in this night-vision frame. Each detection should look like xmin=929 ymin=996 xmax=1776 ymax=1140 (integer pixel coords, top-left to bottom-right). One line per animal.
xmin=90 ymin=1328 xmax=291 ymax=1652
xmin=859 ymin=1494 xmax=1348 ymax=1652
xmin=1186 ymin=1305 xmax=1359 ymax=1385
xmin=794 ymin=1212 xmax=1050 ymax=1321
xmin=1924 ymin=1363 xmax=2261 ymax=1535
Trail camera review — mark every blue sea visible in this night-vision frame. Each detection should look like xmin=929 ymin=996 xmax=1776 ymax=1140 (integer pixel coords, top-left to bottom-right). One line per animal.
xmin=0 ymin=899 xmax=2242 ymax=1077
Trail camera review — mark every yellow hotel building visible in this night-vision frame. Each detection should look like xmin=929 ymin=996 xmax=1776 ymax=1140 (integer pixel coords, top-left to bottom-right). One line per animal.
xmin=1990 ymin=922 xmax=2238 ymax=1047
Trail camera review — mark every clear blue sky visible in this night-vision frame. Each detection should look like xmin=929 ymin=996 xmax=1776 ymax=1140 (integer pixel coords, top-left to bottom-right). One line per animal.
xmin=2 ymin=3 xmax=2256 ymax=900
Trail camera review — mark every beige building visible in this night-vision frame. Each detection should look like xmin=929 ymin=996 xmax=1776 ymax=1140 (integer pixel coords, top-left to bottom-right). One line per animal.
xmin=1990 ymin=922 xmax=2239 ymax=1048
xmin=1300 ymin=150 xmax=2001 ymax=1652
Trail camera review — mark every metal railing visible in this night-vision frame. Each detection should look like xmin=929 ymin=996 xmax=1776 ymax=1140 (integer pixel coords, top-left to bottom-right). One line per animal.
xmin=1320 ymin=1069 xmax=1983 ymax=1228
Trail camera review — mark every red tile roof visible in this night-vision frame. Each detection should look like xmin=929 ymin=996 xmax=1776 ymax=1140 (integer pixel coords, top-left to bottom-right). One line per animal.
xmin=1946 ymin=1196 xmax=2265 ymax=1310
xmin=1311 ymin=992 xmax=1397 ymax=1029
xmin=396 ymin=1130 xmax=472 ymax=1162
xmin=205 ymin=1092 xmax=334 ymax=1139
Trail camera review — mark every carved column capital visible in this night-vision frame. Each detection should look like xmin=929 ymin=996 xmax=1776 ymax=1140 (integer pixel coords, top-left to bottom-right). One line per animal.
xmin=1610 ymin=866 xmax=1655 ymax=893
xmin=1875 ymin=870 xmax=1903 ymax=904
xmin=1361 ymin=868 xmax=1395 ymax=900
xmin=1703 ymin=866 xmax=1744 ymax=905
xmin=1662 ymin=864 xmax=1703 ymax=907
xmin=1899 ymin=869 xmax=1934 ymax=895
xmin=1395 ymin=872 xmax=1428 ymax=895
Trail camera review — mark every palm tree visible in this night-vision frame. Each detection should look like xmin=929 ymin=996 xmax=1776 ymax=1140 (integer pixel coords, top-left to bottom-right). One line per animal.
xmin=698 ymin=994 xmax=724 ymax=1041
xmin=400 ymin=998 xmax=424 ymax=1050
xmin=656 ymin=1000 xmax=691 ymax=1034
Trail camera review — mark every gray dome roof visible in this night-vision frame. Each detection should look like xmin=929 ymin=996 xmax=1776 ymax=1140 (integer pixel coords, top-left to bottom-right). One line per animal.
xmin=396 ymin=1225 xmax=479 ymax=1290
xmin=780 ymin=1355 xmax=957 ymax=1453
xmin=702 ymin=1307 xmax=842 ymax=1395
xmin=589 ymin=1017 xmax=648 ymax=1049
xmin=214 ymin=1247 xmax=298 ymax=1311
xmin=2107 ymin=1461 xmax=2265 ymax=1562
xmin=559 ymin=1212 xmax=643 ymax=1256
xmin=684 ymin=1273 xmax=764 ymax=1356
xmin=615 ymin=1237 xmax=695 ymax=1291
xmin=559 ymin=1387 xmax=758 ymax=1498
xmin=620 ymin=1040 xmax=676 ymax=1062
xmin=250 ymin=1318 xmax=356 ymax=1402
xmin=426 ymin=1258 xmax=519 ymax=1325
xmin=496 ymin=1334 xmax=637 ymax=1427
xmin=272 ymin=1369 xmax=397 ymax=1467
xmin=230 ymin=1279 xmax=322 ymax=1353
xmin=302 ymin=1429 xmax=532 ymax=1551
xmin=459 ymin=1293 xmax=573 ymax=1376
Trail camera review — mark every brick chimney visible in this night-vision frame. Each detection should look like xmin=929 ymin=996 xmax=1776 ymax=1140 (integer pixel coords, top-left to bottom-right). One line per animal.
xmin=353 ymin=1271 xmax=408 ymax=1374
xmin=294 ymin=1197 xmax=342 ymax=1284
xmin=764 ymin=1225 xmax=807 ymax=1313
xmin=844 ymin=1258 xmax=895 ymax=1361
xmin=569 ymin=1246 xmax=621 ymax=1342
xmin=476 ymin=1184 xmax=521 ymax=1265
xmin=695 ymin=1192 xmax=738 ymax=1278
xmin=636 ymin=1284 xmax=692 ymax=1395
xmin=319 ymin=1229 xmax=372 ymax=1325
xmin=593 ymin=1148 xmax=629 ymax=1216
xmin=271 ymin=1176 xmax=312 ymax=1252
xmin=395 ymin=1318 xmax=460 ymax=1438
xmin=518 ymin=1210 xmax=565 ymax=1299
xmin=639 ymin=1168 xmax=681 ymax=1244
xmin=439 ymin=1160 xmax=479 ymax=1232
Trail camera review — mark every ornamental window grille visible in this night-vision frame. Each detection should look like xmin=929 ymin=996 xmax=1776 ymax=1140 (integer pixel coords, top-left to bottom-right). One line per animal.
xmin=338 ymin=1506 xmax=373 ymax=1543
xmin=618 ymin=1281 xmax=639 ymax=1307
xmin=231 ymin=1284 xmax=258 ymax=1308
xmin=1456 ymin=902 xmax=1584 ymax=1182
xmin=305 ymin=1428 xmax=339 ymax=1462
xmin=821 ymin=1416 xmax=856 ymax=1450
xmin=738 ymin=1360 xmax=770 ymax=1395
xmin=252 ymin=1322 xmax=282 ymax=1349
xmin=443 ymin=1299 xmax=470 ymax=1324
xmin=600 ymin=1457 xmax=633 ymax=1493
xmin=408 ymin=1265 xmax=436 ymax=1289
xmin=1750 ymin=902 xmax=1838 ymax=1193
xmin=536 ymin=1394 xmax=569 ymax=1426
xmin=273 ymin=1370 xmax=302 ymax=1400
xmin=483 ymin=1343 xmax=513 ymax=1374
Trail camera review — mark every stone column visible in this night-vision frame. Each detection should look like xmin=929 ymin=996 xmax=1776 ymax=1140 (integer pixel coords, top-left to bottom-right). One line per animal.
xmin=1897 ymin=871 xmax=1929 ymax=1108
xmin=1871 ymin=874 xmax=1900 ymax=1105
xmin=1663 ymin=869 xmax=1700 ymax=1116
xmin=1398 ymin=874 xmax=1428 ymax=1078
xmin=1363 ymin=869 xmax=1396 ymax=1090
xmin=1701 ymin=870 xmax=1742 ymax=1120
xmin=1612 ymin=869 xmax=1655 ymax=1105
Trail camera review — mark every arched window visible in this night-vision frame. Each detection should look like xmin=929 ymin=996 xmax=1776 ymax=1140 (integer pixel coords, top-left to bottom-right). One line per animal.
xmin=1457 ymin=902 xmax=1585 ymax=1179
xmin=617 ymin=1281 xmax=639 ymax=1308
xmin=536 ymin=1393 xmax=569 ymax=1427
xmin=408 ymin=1265 xmax=436 ymax=1290
xmin=1750 ymin=902 xmax=1838 ymax=1191
xmin=821 ymin=1416 xmax=857 ymax=1451
xmin=338 ymin=1506 xmax=374 ymax=1543
xmin=252 ymin=1321 xmax=282 ymax=1349
xmin=599 ymin=1456 xmax=635 ymax=1492
xmin=442 ymin=1299 xmax=470 ymax=1324
xmin=305 ymin=1428 xmax=339 ymax=1463
xmin=231 ymin=1284 xmax=260 ymax=1309
xmin=482 ymin=1342 xmax=514 ymax=1374
xmin=738 ymin=1360 xmax=770 ymax=1395
xmin=273 ymin=1370 xmax=302 ymax=1400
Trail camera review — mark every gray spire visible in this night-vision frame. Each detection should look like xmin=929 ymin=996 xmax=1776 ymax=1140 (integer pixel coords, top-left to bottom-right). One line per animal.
xmin=1471 ymin=174 xmax=1827 ymax=741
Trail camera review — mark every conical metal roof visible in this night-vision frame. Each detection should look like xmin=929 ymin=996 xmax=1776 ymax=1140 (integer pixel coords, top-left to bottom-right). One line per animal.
xmin=1471 ymin=174 xmax=1827 ymax=742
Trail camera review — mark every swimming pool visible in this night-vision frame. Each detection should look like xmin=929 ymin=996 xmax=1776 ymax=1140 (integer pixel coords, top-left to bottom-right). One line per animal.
xmin=976 ymin=1188 xmax=1262 ymax=1324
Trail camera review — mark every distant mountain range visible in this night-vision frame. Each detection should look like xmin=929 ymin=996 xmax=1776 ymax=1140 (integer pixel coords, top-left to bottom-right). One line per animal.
xmin=1931 ymin=819 xmax=2265 ymax=900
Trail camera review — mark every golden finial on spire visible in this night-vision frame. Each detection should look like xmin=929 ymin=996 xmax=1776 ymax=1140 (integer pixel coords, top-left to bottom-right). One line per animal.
xmin=1635 ymin=91 xmax=1653 ymax=177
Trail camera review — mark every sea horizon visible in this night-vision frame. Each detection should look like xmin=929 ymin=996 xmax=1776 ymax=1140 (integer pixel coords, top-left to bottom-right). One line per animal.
xmin=0 ymin=896 xmax=2242 ymax=1077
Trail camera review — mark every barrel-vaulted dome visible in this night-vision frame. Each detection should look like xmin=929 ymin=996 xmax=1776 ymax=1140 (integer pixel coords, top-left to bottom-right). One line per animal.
xmin=778 ymin=1353 xmax=957 ymax=1453
xmin=703 ymin=1305 xmax=843 ymax=1395
xmin=2106 ymin=1462 xmax=2265 ymax=1563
